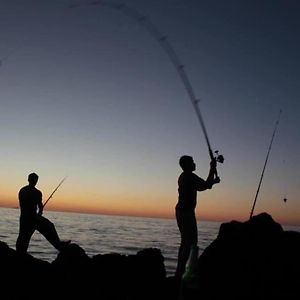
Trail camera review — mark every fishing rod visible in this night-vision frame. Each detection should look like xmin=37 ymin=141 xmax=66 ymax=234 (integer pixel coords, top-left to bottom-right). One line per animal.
xmin=43 ymin=176 xmax=68 ymax=209
xmin=70 ymin=0 xmax=224 ymax=176
xmin=249 ymin=110 xmax=282 ymax=219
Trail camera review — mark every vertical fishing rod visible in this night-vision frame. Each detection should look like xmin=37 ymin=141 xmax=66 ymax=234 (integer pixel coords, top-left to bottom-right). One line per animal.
xmin=43 ymin=176 xmax=67 ymax=209
xmin=71 ymin=0 xmax=224 ymax=174
xmin=249 ymin=110 xmax=282 ymax=219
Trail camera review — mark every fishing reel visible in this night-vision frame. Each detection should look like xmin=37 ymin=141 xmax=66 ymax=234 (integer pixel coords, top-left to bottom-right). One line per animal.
xmin=211 ymin=150 xmax=224 ymax=184
xmin=214 ymin=150 xmax=224 ymax=164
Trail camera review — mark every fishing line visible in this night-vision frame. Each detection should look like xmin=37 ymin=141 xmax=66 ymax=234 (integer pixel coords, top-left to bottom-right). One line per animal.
xmin=282 ymin=163 xmax=287 ymax=203
xmin=0 ymin=44 xmax=25 ymax=66
xmin=70 ymin=0 xmax=224 ymax=172
xmin=249 ymin=109 xmax=282 ymax=219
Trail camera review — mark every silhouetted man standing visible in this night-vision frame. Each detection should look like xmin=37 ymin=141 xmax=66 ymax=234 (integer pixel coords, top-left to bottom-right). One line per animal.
xmin=16 ymin=173 xmax=70 ymax=253
xmin=175 ymin=156 xmax=220 ymax=278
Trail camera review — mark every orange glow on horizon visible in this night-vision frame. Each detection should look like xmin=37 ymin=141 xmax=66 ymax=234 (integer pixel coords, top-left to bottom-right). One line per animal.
xmin=1 ymin=186 xmax=299 ymax=226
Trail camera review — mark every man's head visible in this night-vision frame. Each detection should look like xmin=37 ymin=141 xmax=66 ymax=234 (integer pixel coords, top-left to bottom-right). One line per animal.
xmin=179 ymin=155 xmax=196 ymax=172
xmin=28 ymin=173 xmax=39 ymax=186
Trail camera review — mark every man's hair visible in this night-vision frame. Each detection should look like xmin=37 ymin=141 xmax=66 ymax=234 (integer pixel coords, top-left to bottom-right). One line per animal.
xmin=179 ymin=155 xmax=193 ymax=170
xmin=28 ymin=173 xmax=39 ymax=182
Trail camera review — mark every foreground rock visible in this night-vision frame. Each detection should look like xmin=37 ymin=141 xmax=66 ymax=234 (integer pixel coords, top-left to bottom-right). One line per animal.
xmin=0 ymin=213 xmax=299 ymax=299
xmin=0 ymin=242 xmax=169 ymax=300
xmin=184 ymin=212 xmax=300 ymax=300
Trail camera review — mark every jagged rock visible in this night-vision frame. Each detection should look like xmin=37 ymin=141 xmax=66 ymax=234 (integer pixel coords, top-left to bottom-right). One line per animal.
xmin=0 ymin=241 xmax=52 ymax=299
xmin=89 ymin=248 xmax=167 ymax=299
xmin=184 ymin=212 xmax=300 ymax=300
xmin=0 ymin=241 xmax=167 ymax=299
xmin=1 ymin=213 xmax=299 ymax=299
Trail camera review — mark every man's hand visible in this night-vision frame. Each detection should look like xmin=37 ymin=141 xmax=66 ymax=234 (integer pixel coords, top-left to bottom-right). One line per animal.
xmin=214 ymin=176 xmax=221 ymax=184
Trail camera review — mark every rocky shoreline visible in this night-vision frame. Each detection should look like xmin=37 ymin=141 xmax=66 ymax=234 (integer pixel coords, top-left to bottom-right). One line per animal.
xmin=1 ymin=213 xmax=299 ymax=299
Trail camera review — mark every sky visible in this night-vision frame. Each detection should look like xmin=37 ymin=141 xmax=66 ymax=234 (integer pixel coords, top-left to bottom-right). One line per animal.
xmin=0 ymin=0 xmax=299 ymax=225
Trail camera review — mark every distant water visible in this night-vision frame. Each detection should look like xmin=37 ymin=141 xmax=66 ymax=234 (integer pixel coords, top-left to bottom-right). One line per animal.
xmin=0 ymin=207 xmax=299 ymax=276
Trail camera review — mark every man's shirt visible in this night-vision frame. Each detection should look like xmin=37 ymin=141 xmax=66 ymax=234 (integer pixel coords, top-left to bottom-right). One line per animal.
xmin=19 ymin=185 xmax=42 ymax=217
xmin=176 ymin=172 xmax=211 ymax=211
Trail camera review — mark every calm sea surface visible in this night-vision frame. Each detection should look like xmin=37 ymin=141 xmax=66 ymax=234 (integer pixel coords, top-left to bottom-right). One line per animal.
xmin=0 ymin=207 xmax=299 ymax=276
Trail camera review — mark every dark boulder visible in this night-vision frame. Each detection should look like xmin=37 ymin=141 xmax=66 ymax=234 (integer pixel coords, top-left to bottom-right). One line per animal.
xmin=0 ymin=241 xmax=167 ymax=299
xmin=0 ymin=241 xmax=52 ymax=299
xmin=184 ymin=213 xmax=300 ymax=300
xmin=89 ymin=248 xmax=167 ymax=299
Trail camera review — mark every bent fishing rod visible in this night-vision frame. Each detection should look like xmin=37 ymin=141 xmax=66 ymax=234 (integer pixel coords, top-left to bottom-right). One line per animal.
xmin=249 ymin=110 xmax=282 ymax=219
xmin=43 ymin=176 xmax=68 ymax=209
xmin=71 ymin=0 xmax=224 ymax=176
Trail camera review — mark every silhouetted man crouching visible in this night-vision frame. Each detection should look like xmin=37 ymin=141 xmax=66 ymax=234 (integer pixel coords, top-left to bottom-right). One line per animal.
xmin=16 ymin=173 xmax=70 ymax=253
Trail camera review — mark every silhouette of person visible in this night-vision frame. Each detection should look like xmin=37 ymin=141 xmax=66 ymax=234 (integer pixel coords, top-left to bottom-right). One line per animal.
xmin=175 ymin=155 xmax=220 ymax=278
xmin=16 ymin=172 xmax=70 ymax=253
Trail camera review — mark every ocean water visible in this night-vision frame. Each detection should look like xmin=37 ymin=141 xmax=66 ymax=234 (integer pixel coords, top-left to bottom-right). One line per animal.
xmin=0 ymin=207 xmax=221 ymax=275
xmin=0 ymin=207 xmax=298 ymax=276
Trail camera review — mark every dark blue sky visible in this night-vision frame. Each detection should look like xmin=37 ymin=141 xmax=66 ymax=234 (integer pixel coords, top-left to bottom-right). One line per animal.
xmin=0 ymin=0 xmax=299 ymax=223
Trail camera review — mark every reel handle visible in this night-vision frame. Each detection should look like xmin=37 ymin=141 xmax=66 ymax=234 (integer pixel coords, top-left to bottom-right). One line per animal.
xmin=212 ymin=150 xmax=224 ymax=182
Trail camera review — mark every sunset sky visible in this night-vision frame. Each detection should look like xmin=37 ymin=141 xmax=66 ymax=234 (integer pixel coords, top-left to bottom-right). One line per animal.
xmin=0 ymin=0 xmax=299 ymax=225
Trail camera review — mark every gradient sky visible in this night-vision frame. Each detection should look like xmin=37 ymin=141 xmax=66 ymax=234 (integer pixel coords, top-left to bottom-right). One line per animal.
xmin=0 ymin=0 xmax=299 ymax=225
